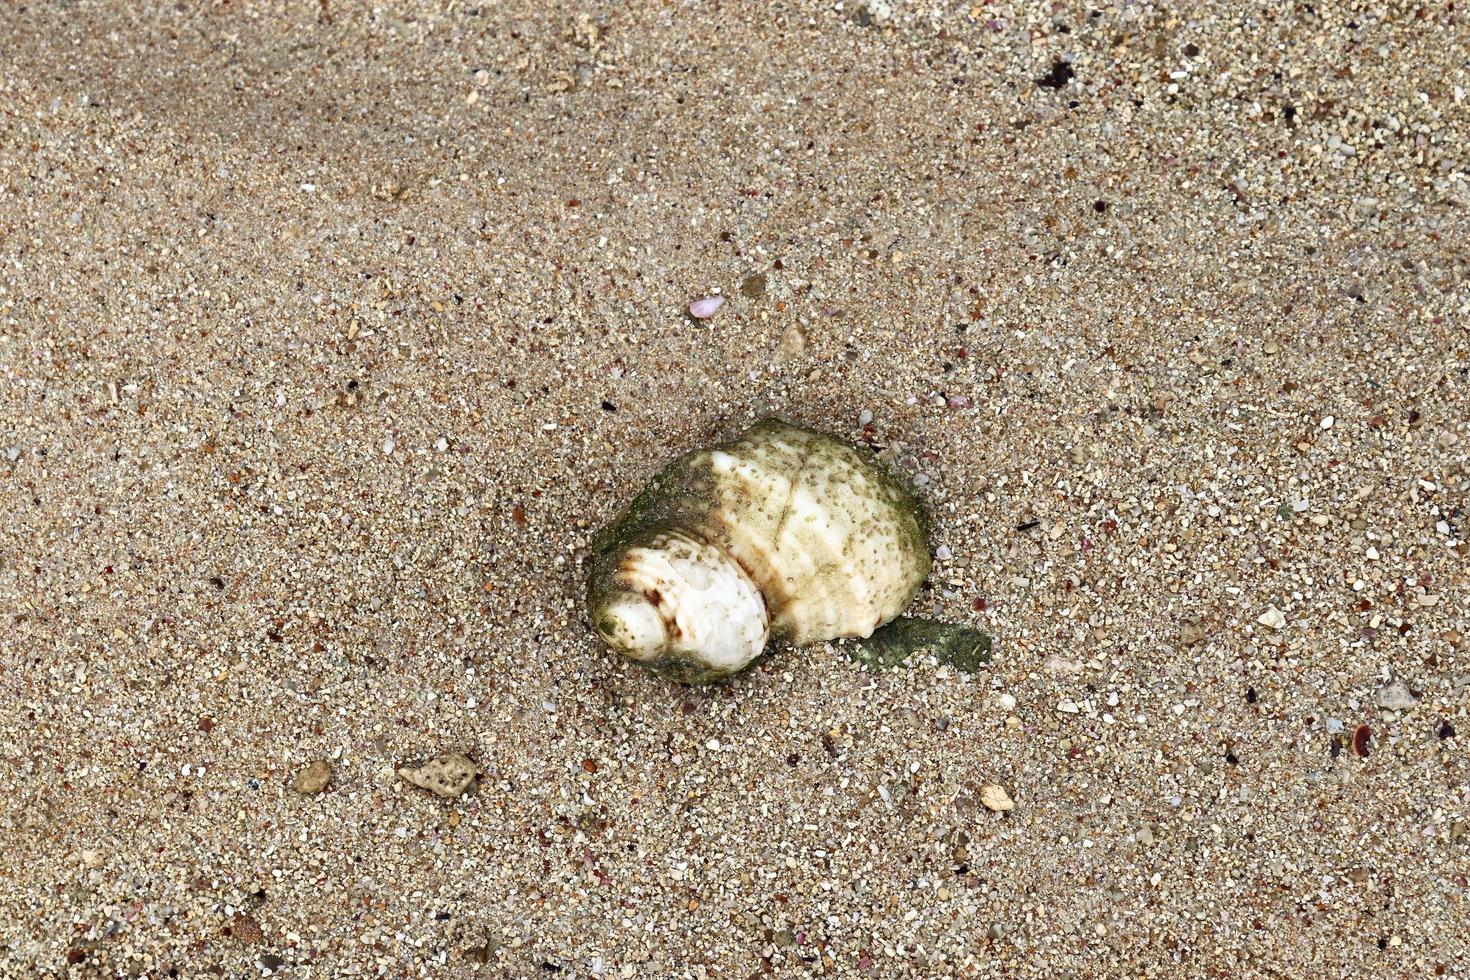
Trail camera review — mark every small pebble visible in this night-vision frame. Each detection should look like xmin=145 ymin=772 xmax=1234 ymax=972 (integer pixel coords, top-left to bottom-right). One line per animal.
xmin=231 ymin=913 xmax=265 ymax=944
xmin=1375 ymin=680 xmax=1417 ymax=711
xmin=1257 ymin=606 xmax=1287 ymax=630
xmin=399 ymin=754 xmax=477 ymax=798
xmin=292 ymin=760 xmax=332 ymax=796
xmin=778 ymin=323 xmax=807 ymax=360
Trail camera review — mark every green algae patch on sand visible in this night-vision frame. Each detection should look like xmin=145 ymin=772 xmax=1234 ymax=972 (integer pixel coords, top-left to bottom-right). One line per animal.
xmin=848 ymin=617 xmax=993 ymax=674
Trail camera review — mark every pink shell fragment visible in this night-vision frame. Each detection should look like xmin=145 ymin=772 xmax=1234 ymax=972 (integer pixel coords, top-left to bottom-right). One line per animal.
xmin=688 ymin=296 xmax=726 ymax=319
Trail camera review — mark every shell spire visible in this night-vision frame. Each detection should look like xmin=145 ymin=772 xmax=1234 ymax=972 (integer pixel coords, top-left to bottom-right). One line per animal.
xmin=588 ymin=418 xmax=931 ymax=683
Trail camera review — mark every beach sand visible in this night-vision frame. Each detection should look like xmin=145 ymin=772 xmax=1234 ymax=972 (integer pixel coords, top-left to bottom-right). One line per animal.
xmin=1 ymin=1 xmax=1467 ymax=976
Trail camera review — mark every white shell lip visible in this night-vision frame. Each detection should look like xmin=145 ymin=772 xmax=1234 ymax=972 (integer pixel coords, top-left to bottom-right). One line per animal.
xmin=595 ymin=593 xmax=667 ymax=658
xmin=601 ymin=534 xmax=770 ymax=674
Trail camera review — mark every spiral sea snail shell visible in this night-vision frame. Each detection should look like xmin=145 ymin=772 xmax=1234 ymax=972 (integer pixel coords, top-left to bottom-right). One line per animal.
xmin=587 ymin=418 xmax=934 ymax=683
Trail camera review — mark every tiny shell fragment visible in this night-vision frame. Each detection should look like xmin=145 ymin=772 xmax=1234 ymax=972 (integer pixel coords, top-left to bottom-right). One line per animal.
xmin=1350 ymin=724 xmax=1373 ymax=758
xmin=1257 ymin=606 xmax=1287 ymax=630
xmin=399 ymin=753 xmax=477 ymax=798
xmin=979 ymin=784 xmax=1014 ymax=812
xmin=688 ymin=296 xmax=725 ymax=318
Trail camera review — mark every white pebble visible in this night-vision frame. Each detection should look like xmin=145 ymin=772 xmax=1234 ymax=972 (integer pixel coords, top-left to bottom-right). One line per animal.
xmin=382 ymin=437 xmax=395 ymax=455
xmin=1257 ymin=606 xmax=1287 ymax=630
xmin=1375 ymin=680 xmax=1417 ymax=711
xmin=935 ymin=544 xmax=953 ymax=561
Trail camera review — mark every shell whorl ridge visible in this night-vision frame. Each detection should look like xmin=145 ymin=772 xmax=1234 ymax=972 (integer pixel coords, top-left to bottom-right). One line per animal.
xmin=594 ymin=532 xmax=769 ymax=676
xmin=588 ymin=419 xmax=931 ymax=683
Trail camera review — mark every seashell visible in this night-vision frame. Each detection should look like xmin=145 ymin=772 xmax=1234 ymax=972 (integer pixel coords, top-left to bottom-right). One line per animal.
xmin=588 ymin=418 xmax=931 ymax=683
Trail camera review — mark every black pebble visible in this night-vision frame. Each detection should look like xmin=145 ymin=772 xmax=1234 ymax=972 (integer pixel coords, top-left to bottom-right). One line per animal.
xmin=1036 ymin=60 xmax=1075 ymax=89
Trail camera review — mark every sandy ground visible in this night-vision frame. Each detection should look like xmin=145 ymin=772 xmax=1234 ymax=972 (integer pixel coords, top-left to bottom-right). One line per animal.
xmin=2 ymin=1 xmax=1468 ymax=977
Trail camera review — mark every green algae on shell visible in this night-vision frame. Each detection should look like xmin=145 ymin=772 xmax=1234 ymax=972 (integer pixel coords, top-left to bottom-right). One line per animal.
xmin=588 ymin=418 xmax=931 ymax=683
